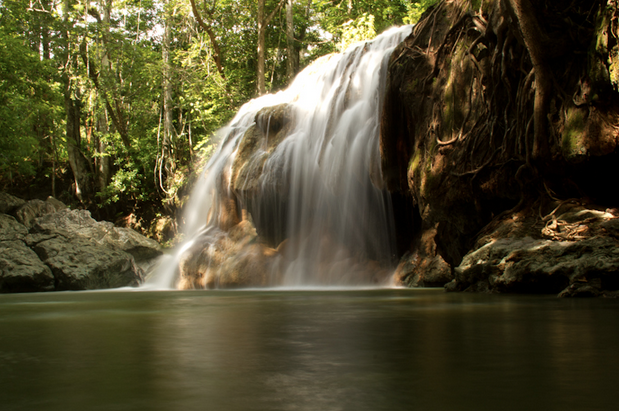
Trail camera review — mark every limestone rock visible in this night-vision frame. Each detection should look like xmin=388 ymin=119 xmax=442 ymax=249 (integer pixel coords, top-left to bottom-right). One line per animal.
xmin=380 ymin=1 xmax=619 ymax=297
xmin=0 ymin=240 xmax=54 ymax=293
xmin=0 ymin=195 xmax=160 ymax=293
xmin=449 ymin=205 xmax=619 ymax=296
xmin=0 ymin=192 xmax=26 ymax=215
xmin=0 ymin=214 xmax=28 ymax=242
xmin=394 ymin=226 xmax=452 ymax=287
xmin=178 ymin=219 xmax=281 ymax=289
xmin=14 ymin=197 xmax=66 ymax=228
xmin=394 ymin=252 xmax=452 ymax=287
xmin=231 ymin=103 xmax=293 ymax=195
xmin=32 ymin=208 xmax=161 ymax=261
xmin=32 ymin=235 xmax=143 ymax=290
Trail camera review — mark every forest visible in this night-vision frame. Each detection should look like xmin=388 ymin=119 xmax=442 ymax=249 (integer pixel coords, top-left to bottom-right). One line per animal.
xmin=0 ymin=0 xmax=437 ymax=241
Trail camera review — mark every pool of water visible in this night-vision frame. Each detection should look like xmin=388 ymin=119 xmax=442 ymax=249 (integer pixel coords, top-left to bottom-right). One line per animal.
xmin=1 ymin=288 xmax=617 ymax=410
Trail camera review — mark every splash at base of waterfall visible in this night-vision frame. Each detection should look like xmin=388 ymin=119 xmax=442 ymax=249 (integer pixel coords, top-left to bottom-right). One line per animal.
xmin=145 ymin=26 xmax=412 ymax=290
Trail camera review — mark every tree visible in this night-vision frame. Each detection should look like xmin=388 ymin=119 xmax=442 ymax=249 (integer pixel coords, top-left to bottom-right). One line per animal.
xmin=189 ymin=0 xmax=225 ymax=76
xmin=0 ymin=0 xmax=64 ymax=191
xmin=285 ymin=0 xmax=297 ymax=83
xmin=257 ymin=0 xmax=285 ymax=95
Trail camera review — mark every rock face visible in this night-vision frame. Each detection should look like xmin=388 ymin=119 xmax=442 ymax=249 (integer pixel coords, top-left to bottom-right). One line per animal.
xmin=0 ymin=192 xmax=26 ymax=215
xmin=0 ymin=213 xmax=55 ymax=292
xmin=445 ymin=204 xmax=619 ymax=297
xmin=380 ymin=0 xmax=619 ymax=296
xmin=15 ymin=197 xmax=66 ymax=228
xmin=393 ymin=226 xmax=452 ymax=287
xmin=32 ymin=209 xmax=162 ymax=262
xmin=0 ymin=193 xmax=161 ymax=293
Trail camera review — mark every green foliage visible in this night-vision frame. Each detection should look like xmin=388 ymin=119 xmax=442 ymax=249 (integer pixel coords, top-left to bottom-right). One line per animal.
xmin=0 ymin=20 xmax=64 ymax=181
xmin=404 ymin=0 xmax=440 ymax=24
xmin=338 ymin=13 xmax=376 ymax=51
xmin=309 ymin=0 xmax=438 ymax=59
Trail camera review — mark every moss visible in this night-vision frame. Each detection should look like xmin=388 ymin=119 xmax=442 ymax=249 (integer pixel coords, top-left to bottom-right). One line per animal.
xmin=609 ymin=47 xmax=619 ymax=90
xmin=422 ymin=166 xmax=442 ymax=199
xmin=595 ymin=9 xmax=610 ymax=54
xmin=441 ymin=41 xmax=469 ymax=134
xmin=429 ymin=132 xmax=438 ymax=154
xmin=562 ymin=108 xmax=586 ymax=157
xmin=409 ymin=150 xmax=421 ymax=175
xmin=406 ymin=78 xmax=419 ymax=95
xmin=443 ymin=89 xmax=454 ymax=131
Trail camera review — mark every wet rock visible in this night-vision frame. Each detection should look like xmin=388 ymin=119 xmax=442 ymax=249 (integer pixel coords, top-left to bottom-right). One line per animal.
xmin=394 ymin=226 xmax=452 ymax=287
xmin=0 ymin=192 xmax=26 ymax=215
xmin=394 ymin=252 xmax=452 ymax=287
xmin=178 ymin=219 xmax=281 ymax=289
xmin=231 ymin=103 xmax=293 ymax=195
xmin=0 ymin=240 xmax=55 ymax=293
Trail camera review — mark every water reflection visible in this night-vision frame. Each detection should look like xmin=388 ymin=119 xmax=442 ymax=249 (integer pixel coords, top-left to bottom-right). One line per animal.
xmin=0 ymin=290 xmax=618 ymax=411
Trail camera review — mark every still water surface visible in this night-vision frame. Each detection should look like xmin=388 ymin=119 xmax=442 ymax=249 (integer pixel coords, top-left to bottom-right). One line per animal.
xmin=1 ymin=288 xmax=617 ymax=411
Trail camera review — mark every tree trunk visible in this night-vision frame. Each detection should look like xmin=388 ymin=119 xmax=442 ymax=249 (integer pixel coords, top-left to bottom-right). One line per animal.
xmin=257 ymin=0 xmax=267 ymax=95
xmin=65 ymin=95 xmax=93 ymax=203
xmin=96 ymin=0 xmax=112 ymax=192
xmin=62 ymin=0 xmax=93 ymax=203
xmin=96 ymin=108 xmax=111 ymax=192
xmin=257 ymin=0 xmax=285 ymax=95
xmin=160 ymin=0 xmax=176 ymax=192
xmin=189 ymin=0 xmax=225 ymax=76
xmin=82 ymin=1 xmax=131 ymax=149
xmin=505 ymin=0 xmax=551 ymax=162
xmin=285 ymin=0 xmax=298 ymax=83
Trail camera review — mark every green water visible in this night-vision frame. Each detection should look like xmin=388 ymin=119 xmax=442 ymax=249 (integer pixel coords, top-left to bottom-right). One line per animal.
xmin=0 ymin=288 xmax=617 ymax=411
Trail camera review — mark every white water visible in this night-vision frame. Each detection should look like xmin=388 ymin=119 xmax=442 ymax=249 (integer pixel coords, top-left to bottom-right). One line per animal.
xmin=144 ymin=26 xmax=412 ymax=290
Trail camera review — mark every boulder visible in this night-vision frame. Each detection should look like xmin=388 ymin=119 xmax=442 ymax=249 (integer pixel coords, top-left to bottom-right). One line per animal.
xmin=0 ymin=240 xmax=55 ymax=293
xmin=14 ymin=197 xmax=66 ymax=228
xmin=178 ymin=219 xmax=281 ymax=289
xmin=1 ymin=213 xmax=54 ymax=292
xmin=31 ymin=235 xmax=143 ymax=290
xmin=446 ymin=204 xmax=619 ymax=296
xmin=394 ymin=225 xmax=452 ymax=287
xmin=0 ymin=195 xmax=161 ymax=293
xmin=0 ymin=192 xmax=26 ymax=215
xmin=32 ymin=208 xmax=161 ymax=262
xmin=0 ymin=214 xmax=28 ymax=242
xmin=394 ymin=252 xmax=452 ymax=288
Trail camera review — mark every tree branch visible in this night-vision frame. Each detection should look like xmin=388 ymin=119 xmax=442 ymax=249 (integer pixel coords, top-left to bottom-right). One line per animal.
xmin=189 ymin=0 xmax=225 ymax=76
xmin=79 ymin=41 xmax=131 ymax=148
xmin=266 ymin=0 xmax=286 ymax=26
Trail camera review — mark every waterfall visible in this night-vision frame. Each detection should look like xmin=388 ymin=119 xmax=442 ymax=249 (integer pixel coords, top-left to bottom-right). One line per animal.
xmin=144 ymin=26 xmax=412 ymax=290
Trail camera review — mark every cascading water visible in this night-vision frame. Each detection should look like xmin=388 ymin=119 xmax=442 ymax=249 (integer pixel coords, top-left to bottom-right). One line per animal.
xmin=145 ymin=26 xmax=412 ymax=290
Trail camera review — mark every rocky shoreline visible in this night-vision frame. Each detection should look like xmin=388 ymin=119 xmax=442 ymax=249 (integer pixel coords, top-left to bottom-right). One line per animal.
xmin=0 ymin=192 xmax=161 ymax=293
